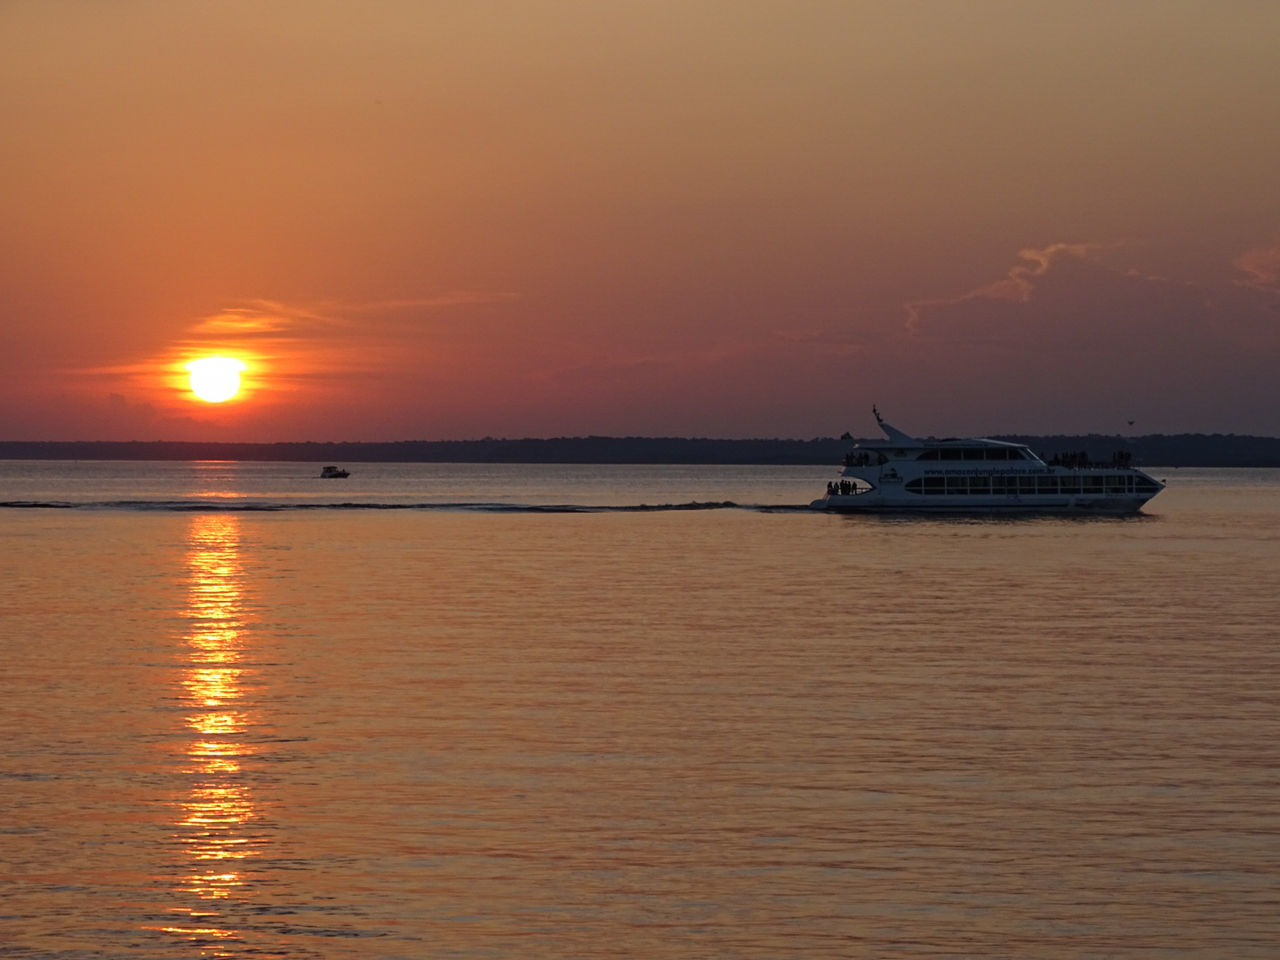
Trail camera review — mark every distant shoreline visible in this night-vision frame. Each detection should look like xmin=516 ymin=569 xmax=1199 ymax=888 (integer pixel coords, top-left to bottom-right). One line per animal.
xmin=1 ymin=435 xmax=1279 ymax=467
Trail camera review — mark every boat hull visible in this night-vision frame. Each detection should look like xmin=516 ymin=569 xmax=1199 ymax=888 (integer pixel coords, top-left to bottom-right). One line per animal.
xmin=810 ymin=493 xmax=1156 ymax=514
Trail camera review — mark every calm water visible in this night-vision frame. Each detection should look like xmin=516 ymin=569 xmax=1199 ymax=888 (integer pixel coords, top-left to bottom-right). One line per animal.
xmin=2 ymin=462 xmax=1279 ymax=958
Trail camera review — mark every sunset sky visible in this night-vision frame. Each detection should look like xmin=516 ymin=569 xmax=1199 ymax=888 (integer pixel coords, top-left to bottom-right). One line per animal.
xmin=3 ymin=1 xmax=1279 ymax=441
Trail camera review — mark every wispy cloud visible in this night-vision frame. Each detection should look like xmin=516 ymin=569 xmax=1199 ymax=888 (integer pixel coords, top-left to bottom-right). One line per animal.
xmin=772 ymin=324 xmax=867 ymax=353
xmin=69 ymin=290 xmax=522 ymax=404
xmin=1233 ymin=242 xmax=1280 ymax=293
xmin=334 ymin=293 xmax=520 ymax=314
xmin=176 ymin=292 xmax=518 ymax=346
xmin=904 ymin=241 xmax=1122 ymax=332
xmin=177 ymin=300 xmax=342 ymax=345
xmin=161 ymin=291 xmax=522 ymax=374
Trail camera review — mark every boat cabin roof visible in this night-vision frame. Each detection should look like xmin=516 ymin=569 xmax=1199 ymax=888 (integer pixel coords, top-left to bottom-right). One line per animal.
xmin=856 ymin=435 xmax=1026 ymax=451
xmin=856 ymin=415 xmax=1027 ymax=452
xmin=846 ymin=413 xmax=1045 ymax=464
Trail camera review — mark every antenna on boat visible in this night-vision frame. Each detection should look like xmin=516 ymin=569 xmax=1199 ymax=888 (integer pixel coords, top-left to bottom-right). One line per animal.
xmin=872 ymin=404 xmax=883 ymax=426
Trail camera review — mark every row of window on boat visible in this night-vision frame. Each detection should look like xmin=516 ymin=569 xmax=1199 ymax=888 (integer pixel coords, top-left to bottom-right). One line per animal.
xmin=827 ymin=474 xmax=1158 ymax=498
xmin=903 ymin=474 xmax=1160 ymax=496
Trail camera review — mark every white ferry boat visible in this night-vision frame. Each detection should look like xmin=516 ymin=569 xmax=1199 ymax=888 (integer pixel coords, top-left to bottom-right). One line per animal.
xmin=811 ymin=409 xmax=1164 ymax=514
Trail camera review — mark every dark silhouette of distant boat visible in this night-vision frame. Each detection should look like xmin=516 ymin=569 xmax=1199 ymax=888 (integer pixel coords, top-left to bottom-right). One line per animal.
xmin=319 ymin=465 xmax=350 ymax=479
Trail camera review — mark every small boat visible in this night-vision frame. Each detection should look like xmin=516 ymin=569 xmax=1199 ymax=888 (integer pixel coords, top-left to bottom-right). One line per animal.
xmin=319 ymin=465 xmax=350 ymax=479
xmin=811 ymin=408 xmax=1164 ymax=514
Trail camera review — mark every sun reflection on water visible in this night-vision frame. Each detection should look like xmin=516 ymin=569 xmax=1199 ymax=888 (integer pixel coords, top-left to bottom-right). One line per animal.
xmin=159 ymin=513 xmax=265 ymax=942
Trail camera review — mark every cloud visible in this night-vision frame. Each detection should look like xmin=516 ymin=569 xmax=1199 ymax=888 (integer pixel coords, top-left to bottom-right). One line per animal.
xmin=773 ymin=324 xmax=867 ymax=354
xmin=904 ymin=241 xmax=1124 ymax=333
xmin=58 ymin=289 xmax=524 ymax=423
xmin=335 ymin=293 xmax=520 ymax=314
xmin=885 ymin=237 xmax=1280 ymax=433
xmin=1233 ymin=242 xmax=1280 ymax=293
xmin=160 ymin=291 xmax=523 ymax=378
xmin=905 ymin=237 xmax=1279 ymax=352
xmin=177 ymin=292 xmax=517 ymax=346
xmin=178 ymin=301 xmax=342 ymax=345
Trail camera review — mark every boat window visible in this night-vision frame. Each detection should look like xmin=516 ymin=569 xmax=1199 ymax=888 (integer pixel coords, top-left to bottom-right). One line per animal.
xmin=916 ymin=450 xmax=940 ymax=460
xmin=969 ymin=476 xmax=990 ymax=494
xmin=1059 ymin=476 xmax=1081 ymax=494
xmin=905 ymin=479 xmax=924 ymax=493
xmin=922 ymin=476 xmax=945 ymax=494
xmin=1135 ymin=477 xmax=1160 ymax=493
xmin=1036 ymin=476 xmax=1057 ymax=494
xmin=962 ymin=449 xmax=984 ymax=460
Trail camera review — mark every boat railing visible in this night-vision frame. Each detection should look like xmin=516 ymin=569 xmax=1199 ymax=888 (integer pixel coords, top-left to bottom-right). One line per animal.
xmin=1046 ymin=451 xmax=1134 ymax=469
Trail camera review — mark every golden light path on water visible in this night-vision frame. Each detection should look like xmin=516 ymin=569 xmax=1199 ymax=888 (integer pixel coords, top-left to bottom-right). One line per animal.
xmin=157 ymin=513 xmax=259 ymax=947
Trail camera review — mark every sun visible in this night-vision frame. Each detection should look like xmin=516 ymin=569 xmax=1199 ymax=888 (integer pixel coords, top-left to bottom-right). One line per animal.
xmin=187 ymin=356 xmax=247 ymax=403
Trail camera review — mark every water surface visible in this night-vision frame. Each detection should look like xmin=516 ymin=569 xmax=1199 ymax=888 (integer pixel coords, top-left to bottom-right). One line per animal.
xmin=3 ymin=464 xmax=1278 ymax=957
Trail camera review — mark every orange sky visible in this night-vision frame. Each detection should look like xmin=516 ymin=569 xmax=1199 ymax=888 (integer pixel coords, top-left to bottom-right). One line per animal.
xmin=3 ymin=1 xmax=1279 ymax=440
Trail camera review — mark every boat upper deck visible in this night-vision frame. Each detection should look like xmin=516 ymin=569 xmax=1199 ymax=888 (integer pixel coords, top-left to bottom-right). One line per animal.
xmin=847 ymin=411 xmax=1143 ymax=470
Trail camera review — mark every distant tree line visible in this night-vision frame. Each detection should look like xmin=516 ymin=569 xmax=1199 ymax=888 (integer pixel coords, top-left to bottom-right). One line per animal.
xmin=2 ymin=434 xmax=1279 ymax=466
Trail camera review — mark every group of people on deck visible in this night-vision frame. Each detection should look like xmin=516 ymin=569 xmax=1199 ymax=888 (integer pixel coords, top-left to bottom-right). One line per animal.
xmin=1047 ymin=450 xmax=1133 ymax=468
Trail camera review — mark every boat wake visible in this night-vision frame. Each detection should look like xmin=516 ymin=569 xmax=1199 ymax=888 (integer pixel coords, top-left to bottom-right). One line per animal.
xmin=0 ymin=499 xmax=815 ymax=514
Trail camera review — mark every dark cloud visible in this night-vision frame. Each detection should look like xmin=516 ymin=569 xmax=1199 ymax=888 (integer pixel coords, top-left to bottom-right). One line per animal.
xmin=894 ymin=241 xmax=1280 ymax=433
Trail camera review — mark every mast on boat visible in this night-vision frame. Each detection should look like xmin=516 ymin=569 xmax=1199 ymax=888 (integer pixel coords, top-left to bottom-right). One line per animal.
xmin=871 ymin=405 xmax=915 ymax=444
